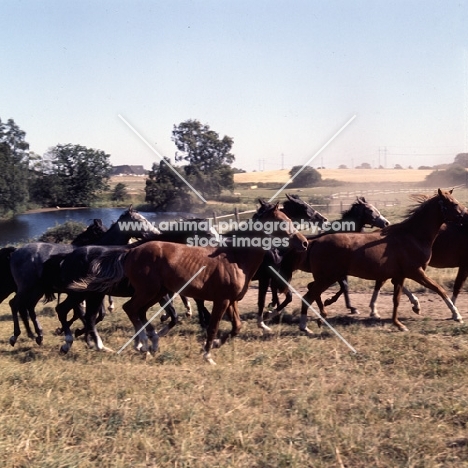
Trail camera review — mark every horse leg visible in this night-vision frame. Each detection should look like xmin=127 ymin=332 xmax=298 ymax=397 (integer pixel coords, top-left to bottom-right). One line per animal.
xmin=299 ymin=280 xmax=330 ymax=335
xmin=155 ymin=295 xmax=179 ymax=338
xmin=56 ymin=296 xmax=77 ymax=353
xmin=402 ymin=286 xmax=420 ymax=314
xmin=8 ymin=296 xmax=22 ymax=346
xmin=369 ymin=280 xmax=385 ymax=318
xmin=391 ymin=278 xmax=406 ymax=331
xmin=180 ymin=295 xmax=193 ymax=318
xmin=107 ymin=295 xmax=115 ymax=312
xmin=408 ymin=268 xmax=463 ymax=323
xmin=257 ymin=276 xmax=273 ymax=332
xmin=451 ymin=266 xmax=468 ymax=305
xmin=217 ymin=301 xmax=242 ymax=347
xmin=196 ymin=299 xmax=211 ymax=329
xmin=340 ymin=277 xmax=359 ymax=314
xmin=83 ymin=295 xmax=113 ymax=352
xmin=203 ymin=299 xmax=230 ymax=365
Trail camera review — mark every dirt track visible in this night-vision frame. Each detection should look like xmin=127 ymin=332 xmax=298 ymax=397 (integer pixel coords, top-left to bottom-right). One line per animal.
xmin=235 ymin=284 xmax=468 ymax=330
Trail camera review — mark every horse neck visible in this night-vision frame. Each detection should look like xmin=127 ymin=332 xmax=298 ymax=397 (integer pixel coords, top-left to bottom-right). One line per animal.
xmin=336 ymin=211 xmax=365 ymax=233
xmin=94 ymin=226 xmax=132 ymax=246
xmin=397 ymin=199 xmax=445 ymax=243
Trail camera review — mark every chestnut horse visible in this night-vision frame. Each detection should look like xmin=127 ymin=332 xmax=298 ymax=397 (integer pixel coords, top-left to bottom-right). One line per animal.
xmin=72 ymin=202 xmax=308 ymax=364
xmin=283 ymin=189 xmax=467 ymax=332
xmin=259 ymin=197 xmax=390 ymax=331
xmin=367 ymin=217 xmax=468 ymax=318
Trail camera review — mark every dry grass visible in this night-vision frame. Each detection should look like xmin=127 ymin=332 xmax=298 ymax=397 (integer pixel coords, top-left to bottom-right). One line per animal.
xmin=234 ymin=169 xmax=433 ymax=185
xmin=2 ymin=282 xmax=468 ymax=467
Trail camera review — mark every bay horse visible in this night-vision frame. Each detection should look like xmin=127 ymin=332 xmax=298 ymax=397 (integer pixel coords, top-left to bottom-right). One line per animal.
xmin=71 ymin=202 xmax=308 ymax=364
xmin=258 ymin=197 xmax=390 ymax=331
xmin=293 ymin=189 xmax=467 ymax=333
xmin=8 ymin=207 xmax=160 ymax=346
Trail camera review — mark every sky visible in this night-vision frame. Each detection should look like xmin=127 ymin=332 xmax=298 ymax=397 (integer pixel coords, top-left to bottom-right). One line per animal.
xmin=1 ymin=0 xmax=468 ymax=172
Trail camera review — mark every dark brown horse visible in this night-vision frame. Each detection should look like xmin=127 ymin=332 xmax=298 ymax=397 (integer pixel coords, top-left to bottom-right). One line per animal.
xmin=72 ymin=202 xmax=308 ymax=364
xmin=282 ymin=189 xmax=467 ymax=332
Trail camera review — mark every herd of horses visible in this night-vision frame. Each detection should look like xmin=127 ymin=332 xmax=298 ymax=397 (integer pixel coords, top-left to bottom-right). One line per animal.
xmin=1 ymin=189 xmax=467 ymax=364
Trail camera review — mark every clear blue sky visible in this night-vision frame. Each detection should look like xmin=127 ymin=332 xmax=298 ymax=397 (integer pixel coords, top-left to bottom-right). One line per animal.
xmin=1 ymin=0 xmax=467 ymax=172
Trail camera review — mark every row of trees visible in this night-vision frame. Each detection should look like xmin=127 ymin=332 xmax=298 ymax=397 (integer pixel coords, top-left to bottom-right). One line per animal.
xmin=0 ymin=117 xmax=114 ymax=216
xmin=0 ymin=117 xmax=237 ymax=216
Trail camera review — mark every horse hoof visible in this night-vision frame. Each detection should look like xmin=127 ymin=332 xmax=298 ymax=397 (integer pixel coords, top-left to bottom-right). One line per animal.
xmin=258 ymin=322 xmax=272 ymax=333
xmin=203 ymin=353 xmax=217 ymax=365
xmin=59 ymin=344 xmax=69 ymax=354
xmin=299 ymin=326 xmax=313 ymax=336
xmin=160 ymin=313 xmax=168 ymax=323
xmin=9 ymin=336 xmax=17 ymax=347
xmin=212 ymin=339 xmax=221 ymax=349
xmin=412 ymin=306 xmax=421 ymax=315
xmin=55 ymin=327 xmax=63 ymax=336
xmin=370 ymin=313 xmax=381 ymax=319
xmin=349 ymin=308 xmax=360 ymax=315
xmin=35 ymin=336 xmax=43 ymax=346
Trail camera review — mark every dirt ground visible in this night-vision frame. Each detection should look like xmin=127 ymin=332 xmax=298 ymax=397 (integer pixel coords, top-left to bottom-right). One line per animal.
xmin=234 ymin=282 xmax=468 ymax=330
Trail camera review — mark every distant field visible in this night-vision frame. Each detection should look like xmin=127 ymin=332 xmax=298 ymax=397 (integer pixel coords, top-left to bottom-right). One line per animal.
xmin=234 ymin=168 xmax=433 ymax=184
xmin=111 ymin=169 xmax=433 ymax=193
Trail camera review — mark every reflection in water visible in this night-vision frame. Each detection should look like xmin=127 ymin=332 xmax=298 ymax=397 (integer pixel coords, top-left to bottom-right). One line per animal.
xmin=0 ymin=208 xmax=194 ymax=246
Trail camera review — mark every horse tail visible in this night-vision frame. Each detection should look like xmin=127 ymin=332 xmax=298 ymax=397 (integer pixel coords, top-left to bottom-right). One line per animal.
xmin=70 ymin=250 xmax=128 ymax=293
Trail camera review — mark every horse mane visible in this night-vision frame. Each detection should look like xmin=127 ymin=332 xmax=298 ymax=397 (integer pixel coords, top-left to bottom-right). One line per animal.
xmin=381 ymin=193 xmax=434 ymax=234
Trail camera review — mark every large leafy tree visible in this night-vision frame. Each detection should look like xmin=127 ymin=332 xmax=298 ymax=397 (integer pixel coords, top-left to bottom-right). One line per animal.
xmin=0 ymin=118 xmax=29 ymax=215
xmin=172 ymin=120 xmax=235 ymax=198
xmin=145 ymin=158 xmax=192 ymax=210
xmin=288 ymin=166 xmax=322 ymax=188
xmin=32 ymin=144 xmax=112 ymax=207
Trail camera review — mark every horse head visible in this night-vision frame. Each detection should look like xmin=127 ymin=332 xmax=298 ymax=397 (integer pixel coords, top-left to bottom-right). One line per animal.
xmin=254 ymin=199 xmax=308 ymax=251
xmin=283 ymin=194 xmax=328 ymax=225
xmin=437 ymin=188 xmax=468 ymax=225
xmin=345 ymin=197 xmax=390 ymax=230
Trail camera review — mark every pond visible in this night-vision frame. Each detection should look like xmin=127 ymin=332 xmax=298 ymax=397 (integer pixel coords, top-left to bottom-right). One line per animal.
xmin=0 ymin=208 xmax=195 ymax=247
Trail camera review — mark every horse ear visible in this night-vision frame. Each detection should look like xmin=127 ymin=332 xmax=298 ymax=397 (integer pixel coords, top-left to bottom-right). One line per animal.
xmin=128 ymin=204 xmax=134 ymax=212
xmin=258 ymin=199 xmax=266 ymax=206
xmin=274 ymin=202 xmax=280 ymax=210
xmin=285 ymin=194 xmax=292 ymax=201
xmin=450 ymin=188 xmax=454 ymax=194
xmin=437 ymin=188 xmax=443 ymax=197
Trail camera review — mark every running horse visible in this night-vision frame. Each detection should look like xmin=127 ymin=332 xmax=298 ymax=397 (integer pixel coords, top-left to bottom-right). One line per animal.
xmin=8 ymin=207 xmax=160 ymax=346
xmin=258 ymin=196 xmax=390 ymax=331
xmin=293 ymin=189 xmax=467 ymax=333
xmin=71 ymin=201 xmax=308 ymax=364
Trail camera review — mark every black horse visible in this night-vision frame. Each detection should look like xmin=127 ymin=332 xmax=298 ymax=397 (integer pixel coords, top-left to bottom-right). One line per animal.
xmin=8 ymin=207 xmax=160 ymax=346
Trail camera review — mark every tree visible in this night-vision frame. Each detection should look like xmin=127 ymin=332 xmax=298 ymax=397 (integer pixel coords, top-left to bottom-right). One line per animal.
xmin=0 ymin=118 xmax=29 ymax=216
xmin=111 ymin=183 xmax=129 ymax=202
xmin=356 ymin=162 xmax=371 ymax=169
xmin=34 ymin=144 xmax=112 ymax=207
xmin=454 ymin=153 xmax=468 ymax=168
xmin=288 ymin=166 xmax=322 ymax=188
xmin=425 ymin=164 xmax=468 ymax=186
xmin=172 ymin=120 xmax=235 ymax=198
xmin=145 ymin=158 xmax=193 ymax=211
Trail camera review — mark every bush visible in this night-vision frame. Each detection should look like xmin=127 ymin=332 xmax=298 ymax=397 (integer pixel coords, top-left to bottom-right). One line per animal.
xmin=37 ymin=221 xmax=88 ymax=243
xmin=424 ymin=164 xmax=468 ymax=187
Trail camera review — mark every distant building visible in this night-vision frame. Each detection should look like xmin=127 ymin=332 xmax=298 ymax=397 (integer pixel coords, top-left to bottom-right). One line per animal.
xmin=111 ymin=165 xmax=147 ymax=176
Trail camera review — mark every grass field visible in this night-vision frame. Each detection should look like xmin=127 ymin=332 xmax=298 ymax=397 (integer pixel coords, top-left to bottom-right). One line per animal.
xmin=233 ymin=168 xmax=433 ymax=185
xmin=3 ymin=172 xmax=468 ymax=466
xmin=2 ymin=283 xmax=468 ymax=467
